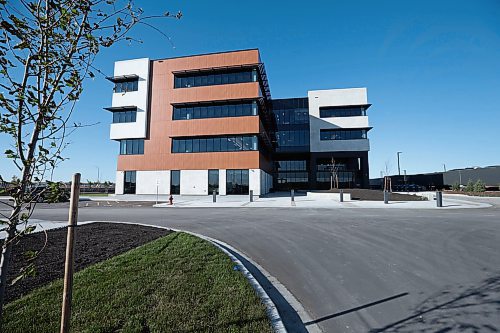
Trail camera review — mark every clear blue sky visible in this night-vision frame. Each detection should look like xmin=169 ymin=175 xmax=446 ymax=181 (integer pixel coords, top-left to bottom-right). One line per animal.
xmin=1 ymin=0 xmax=499 ymax=182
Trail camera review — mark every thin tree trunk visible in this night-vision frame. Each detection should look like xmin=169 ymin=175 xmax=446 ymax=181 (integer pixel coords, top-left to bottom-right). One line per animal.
xmin=0 ymin=222 xmax=17 ymax=327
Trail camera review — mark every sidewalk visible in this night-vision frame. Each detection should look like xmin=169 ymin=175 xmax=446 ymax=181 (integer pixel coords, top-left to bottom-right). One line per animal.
xmin=151 ymin=192 xmax=491 ymax=209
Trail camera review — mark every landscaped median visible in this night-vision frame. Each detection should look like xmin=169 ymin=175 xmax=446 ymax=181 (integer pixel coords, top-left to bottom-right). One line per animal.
xmin=3 ymin=224 xmax=273 ymax=332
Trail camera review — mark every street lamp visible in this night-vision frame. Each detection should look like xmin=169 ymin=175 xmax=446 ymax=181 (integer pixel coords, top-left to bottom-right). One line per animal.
xmin=95 ymin=166 xmax=100 ymax=183
xmin=397 ymin=152 xmax=402 ymax=176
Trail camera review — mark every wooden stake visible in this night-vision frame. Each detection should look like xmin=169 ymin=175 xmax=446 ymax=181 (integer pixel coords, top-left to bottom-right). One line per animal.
xmin=60 ymin=173 xmax=80 ymax=333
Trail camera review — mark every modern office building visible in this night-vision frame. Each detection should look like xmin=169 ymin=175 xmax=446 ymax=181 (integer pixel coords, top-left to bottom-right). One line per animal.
xmin=105 ymin=49 xmax=372 ymax=195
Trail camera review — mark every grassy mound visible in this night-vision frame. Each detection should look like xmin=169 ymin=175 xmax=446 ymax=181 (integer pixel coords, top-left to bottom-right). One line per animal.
xmin=4 ymin=232 xmax=273 ymax=333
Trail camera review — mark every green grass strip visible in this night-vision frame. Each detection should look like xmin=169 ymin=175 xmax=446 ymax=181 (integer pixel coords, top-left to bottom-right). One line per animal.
xmin=4 ymin=232 xmax=273 ymax=333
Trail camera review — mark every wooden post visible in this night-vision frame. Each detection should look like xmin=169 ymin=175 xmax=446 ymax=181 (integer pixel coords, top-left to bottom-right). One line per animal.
xmin=60 ymin=173 xmax=80 ymax=333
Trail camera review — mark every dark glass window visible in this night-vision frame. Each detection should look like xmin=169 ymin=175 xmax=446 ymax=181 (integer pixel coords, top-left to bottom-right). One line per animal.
xmin=320 ymin=129 xmax=368 ymax=140
xmin=119 ymin=139 xmax=144 ymax=155
xmin=173 ymin=101 xmax=258 ymax=120
xmin=114 ymin=79 xmax=138 ymax=93
xmin=124 ymin=171 xmax=136 ymax=194
xmin=174 ymin=68 xmax=257 ymax=88
xmin=275 ymin=160 xmax=309 ymax=187
xmin=172 ymin=135 xmax=258 ymax=153
xmin=226 ymin=169 xmax=249 ymax=195
xmin=112 ymin=110 xmax=137 ymax=123
xmin=170 ymin=170 xmax=180 ymax=194
xmin=320 ymin=106 xmax=366 ymax=118
xmin=208 ymin=170 xmax=219 ymax=195
xmin=206 ymin=138 xmax=214 ymax=152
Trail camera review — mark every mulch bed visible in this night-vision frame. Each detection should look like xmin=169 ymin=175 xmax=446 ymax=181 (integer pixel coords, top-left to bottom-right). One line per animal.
xmin=5 ymin=222 xmax=170 ymax=303
xmin=314 ymin=188 xmax=427 ymax=201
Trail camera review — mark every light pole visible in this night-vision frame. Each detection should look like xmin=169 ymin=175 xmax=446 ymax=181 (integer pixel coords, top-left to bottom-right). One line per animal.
xmin=397 ymin=152 xmax=402 ymax=176
xmin=95 ymin=166 xmax=100 ymax=183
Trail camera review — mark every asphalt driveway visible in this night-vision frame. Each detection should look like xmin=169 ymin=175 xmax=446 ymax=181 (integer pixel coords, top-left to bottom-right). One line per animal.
xmin=2 ymin=200 xmax=499 ymax=332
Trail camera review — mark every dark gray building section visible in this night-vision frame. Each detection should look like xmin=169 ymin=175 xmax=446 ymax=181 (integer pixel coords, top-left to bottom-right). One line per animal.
xmin=370 ymin=165 xmax=500 ymax=190
xmin=444 ymin=166 xmax=500 ymax=187
xmin=271 ymin=98 xmax=370 ymax=190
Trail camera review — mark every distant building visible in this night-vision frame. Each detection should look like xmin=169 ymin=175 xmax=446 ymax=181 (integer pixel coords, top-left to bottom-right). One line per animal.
xmin=370 ymin=165 xmax=500 ymax=191
xmin=444 ymin=166 xmax=500 ymax=187
xmin=105 ymin=49 xmax=373 ymax=195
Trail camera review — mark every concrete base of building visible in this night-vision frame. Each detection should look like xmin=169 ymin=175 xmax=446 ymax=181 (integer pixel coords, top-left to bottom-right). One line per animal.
xmin=115 ymin=169 xmax=272 ymax=196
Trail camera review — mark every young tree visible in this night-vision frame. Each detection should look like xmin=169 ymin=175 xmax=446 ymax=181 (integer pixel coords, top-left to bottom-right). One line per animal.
xmin=465 ymin=179 xmax=475 ymax=193
xmin=0 ymin=0 xmax=180 ymax=322
xmin=473 ymin=179 xmax=486 ymax=193
xmin=103 ymin=180 xmax=112 ymax=194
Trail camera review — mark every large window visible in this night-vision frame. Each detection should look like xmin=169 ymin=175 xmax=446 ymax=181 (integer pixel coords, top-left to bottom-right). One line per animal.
xmin=174 ymin=69 xmax=257 ymax=88
xmin=113 ymin=110 xmax=137 ymax=123
xmin=226 ymin=169 xmax=249 ymax=195
xmin=124 ymin=171 xmax=136 ymax=194
xmin=170 ymin=170 xmax=180 ymax=194
xmin=114 ymin=79 xmax=138 ymax=93
xmin=319 ymin=106 xmax=366 ymax=118
xmin=320 ymin=129 xmax=368 ymax=141
xmin=275 ymin=131 xmax=309 ymax=149
xmin=276 ymin=160 xmax=309 ymax=186
xmin=277 ymin=160 xmax=307 ymax=171
xmin=119 ymin=139 xmax=144 ymax=155
xmin=173 ymin=101 xmax=258 ymax=120
xmin=208 ymin=170 xmax=219 ymax=195
xmin=172 ymin=135 xmax=258 ymax=153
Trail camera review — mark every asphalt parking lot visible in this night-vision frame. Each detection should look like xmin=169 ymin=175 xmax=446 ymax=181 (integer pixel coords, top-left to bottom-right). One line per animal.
xmin=1 ymin=197 xmax=499 ymax=332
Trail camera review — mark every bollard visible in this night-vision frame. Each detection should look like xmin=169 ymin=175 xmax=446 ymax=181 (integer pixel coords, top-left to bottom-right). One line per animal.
xmin=291 ymin=189 xmax=295 ymax=202
xmin=249 ymin=190 xmax=253 ymax=202
xmin=384 ymin=190 xmax=390 ymax=204
xmin=436 ymin=191 xmax=443 ymax=207
xmin=339 ymin=189 xmax=344 ymax=202
xmin=213 ymin=190 xmax=217 ymax=203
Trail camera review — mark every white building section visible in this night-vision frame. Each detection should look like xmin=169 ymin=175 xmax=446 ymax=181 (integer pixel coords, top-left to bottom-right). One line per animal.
xmin=219 ymin=170 xmax=227 ymax=195
xmin=115 ymin=170 xmax=125 ymax=195
xmin=136 ymin=170 xmax=170 ymax=195
xmin=115 ymin=168 xmax=272 ymax=196
xmin=109 ymin=58 xmax=150 ymax=140
xmin=308 ymin=88 xmax=371 ymax=152
xmin=180 ymin=170 xmax=209 ymax=195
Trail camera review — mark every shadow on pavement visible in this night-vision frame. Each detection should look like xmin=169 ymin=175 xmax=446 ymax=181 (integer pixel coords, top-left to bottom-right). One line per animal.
xmin=304 ymin=292 xmax=408 ymax=326
xmin=215 ymin=242 xmax=309 ymax=333
xmin=369 ymin=273 xmax=500 ymax=332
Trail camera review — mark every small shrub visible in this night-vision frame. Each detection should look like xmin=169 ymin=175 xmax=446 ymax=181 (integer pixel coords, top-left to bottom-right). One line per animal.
xmin=45 ymin=181 xmax=69 ymax=203
xmin=465 ymin=179 xmax=475 ymax=192
xmin=473 ymin=179 xmax=486 ymax=193
xmin=451 ymin=182 xmax=460 ymax=192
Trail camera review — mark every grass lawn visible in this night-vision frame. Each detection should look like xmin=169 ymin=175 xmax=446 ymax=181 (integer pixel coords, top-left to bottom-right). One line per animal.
xmin=3 ymin=232 xmax=273 ymax=333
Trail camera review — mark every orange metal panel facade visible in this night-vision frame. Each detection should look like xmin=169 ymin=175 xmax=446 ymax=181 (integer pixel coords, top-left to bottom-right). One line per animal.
xmin=117 ymin=49 xmax=271 ymax=172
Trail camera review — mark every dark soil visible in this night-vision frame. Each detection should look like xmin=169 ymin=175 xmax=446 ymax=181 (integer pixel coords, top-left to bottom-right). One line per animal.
xmin=5 ymin=222 xmax=170 ymax=303
xmin=314 ymin=188 xmax=427 ymax=201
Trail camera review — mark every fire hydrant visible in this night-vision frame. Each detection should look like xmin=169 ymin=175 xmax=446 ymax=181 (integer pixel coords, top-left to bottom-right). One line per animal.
xmin=169 ymin=195 xmax=174 ymax=205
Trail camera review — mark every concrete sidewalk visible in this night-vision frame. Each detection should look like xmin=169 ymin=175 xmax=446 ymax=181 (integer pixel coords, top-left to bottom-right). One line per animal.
xmin=3 ymin=193 xmax=493 ymax=209
xmin=151 ymin=192 xmax=491 ymax=209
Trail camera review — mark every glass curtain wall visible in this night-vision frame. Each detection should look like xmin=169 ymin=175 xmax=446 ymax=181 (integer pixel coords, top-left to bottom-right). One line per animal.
xmin=271 ymin=98 xmax=310 ymax=153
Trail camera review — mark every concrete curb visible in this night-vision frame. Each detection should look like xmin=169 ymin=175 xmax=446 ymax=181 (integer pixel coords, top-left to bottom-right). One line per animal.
xmin=78 ymin=221 xmax=322 ymax=332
